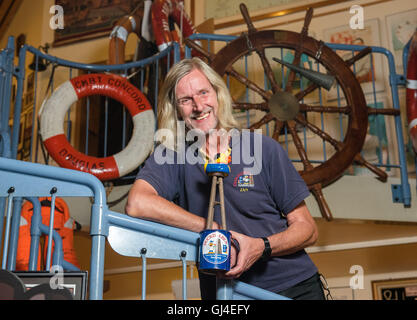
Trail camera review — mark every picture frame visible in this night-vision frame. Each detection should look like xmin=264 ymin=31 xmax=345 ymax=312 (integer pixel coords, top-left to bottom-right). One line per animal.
xmin=323 ymin=18 xmax=385 ymax=100
xmin=385 ymin=9 xmax=417 ymax=74
xmin=13 ymin=271 xmax=88 ymax=300
xmin=53 ymin=0 xmax=142 ymax=47
xmin=372 ymin=277 xmax=417 ymax=300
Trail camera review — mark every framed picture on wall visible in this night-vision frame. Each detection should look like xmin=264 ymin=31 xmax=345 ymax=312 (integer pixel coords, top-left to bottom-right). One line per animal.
xmin=53 ymin=0 xmax=143 ymax=46
xmin=372 ymin=277 xmax=417 ymax=300
xmin=385 ymin=9 xmax=417 ymax=75
xmin=323 ymin=19 xmax=385 ymax=100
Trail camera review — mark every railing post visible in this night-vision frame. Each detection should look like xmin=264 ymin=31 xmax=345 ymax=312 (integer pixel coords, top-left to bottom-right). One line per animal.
xmin=27 ymin=197 xmax=42 ymax=271
xmin=180 ymin=250 xmax=187 ymax=300
xmin=45 ymin=188 xmax=57 ymax=270
xmin=141 ymin=248 xmax=147 ymax=300
xmin=216 ymin=278 xmax=233 ymax=300
xmin=2 ymin=187 xmax=15 ymax=270
xmin=7 ymin=196 xmax=22 ymax=270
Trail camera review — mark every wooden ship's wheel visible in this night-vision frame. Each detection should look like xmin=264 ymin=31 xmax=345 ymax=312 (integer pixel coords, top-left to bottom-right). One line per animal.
xmin=186 ymin=4 xmax=400 ymax=220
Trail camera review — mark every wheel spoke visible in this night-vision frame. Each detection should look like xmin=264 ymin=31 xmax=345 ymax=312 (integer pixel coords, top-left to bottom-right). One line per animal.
xmin=233 ymin=102 xmax=269 ymax=112
xmin=284 ymin=55 xmax=302 ymax=93
xmin=299 ymin=103 xmax=351 ymax=114
xmin=249 ymin=113 xmax=274 ymax=130
xmin=295 ymin=115 xmax=342 ymax=151
xmin=354 ymin=153 xmax=388 ymax=182
xmin=272 ymin=119 xmax=285 ymax=141
xmin=295 ymin=83 xmax=319 ymax=100
xmin=285 ymin=8 xmax=313 ymax=93
xmin=310 ymin=183 xmax=333 ymax=221
xmin=256 ymin=48 xmax=281 ymax=93
xmin=287 ymin=120 xmax=313 ymax=171
xmin=240 ymin=3 xmax=257 ymax=34
xmin=184 ymin=38 xmax=214 ymax=62
xmin=367 ymin=107 xmax=400 ymax=116
xmin=226 ymin=67 xmax=272 ymax=101
xmin=344 ymin=47 xmax=372 ymax=67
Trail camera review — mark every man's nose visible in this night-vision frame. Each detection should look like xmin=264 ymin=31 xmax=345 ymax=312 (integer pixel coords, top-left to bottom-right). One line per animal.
xmin=191 ymin=94 xmax=204 ymax=110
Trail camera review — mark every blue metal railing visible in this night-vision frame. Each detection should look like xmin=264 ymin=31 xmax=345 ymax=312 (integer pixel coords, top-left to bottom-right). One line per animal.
xmin=0 ymin=156 xmax=288 ymax=300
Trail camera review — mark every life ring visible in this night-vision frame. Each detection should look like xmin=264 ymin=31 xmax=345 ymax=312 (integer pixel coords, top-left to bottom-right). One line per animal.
xmin=40 ymin=73 xmax=155 ymax=181
xmin=16 ymin=197 xmax=79 ymax=271
xmin=151 ymin=0 xmax=199 ymax=53
xmin=406 ymin=31 xmax=417 ymax=153
xmin=108 ymin=5 xmax=144 ymax=65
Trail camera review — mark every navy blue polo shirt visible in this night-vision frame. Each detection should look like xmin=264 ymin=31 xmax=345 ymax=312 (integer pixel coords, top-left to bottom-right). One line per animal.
xmin=137 ymin=131 xmax=317 ymax=294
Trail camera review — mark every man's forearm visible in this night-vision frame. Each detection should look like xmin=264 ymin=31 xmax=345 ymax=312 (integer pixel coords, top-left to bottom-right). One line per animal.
xmin=268 ymin=202 xmax=318 ymax=257
xmin=126 ymin=192 xmax=215 ymax=233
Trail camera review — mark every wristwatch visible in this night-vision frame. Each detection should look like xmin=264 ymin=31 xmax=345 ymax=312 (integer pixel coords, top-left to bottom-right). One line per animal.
xmin=261 ymin=237 xmax=272 ymax=261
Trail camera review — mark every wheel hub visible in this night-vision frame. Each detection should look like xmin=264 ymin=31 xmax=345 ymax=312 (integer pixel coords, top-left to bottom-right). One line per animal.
xmin=269 ymin=91 xmax=300 ymax=121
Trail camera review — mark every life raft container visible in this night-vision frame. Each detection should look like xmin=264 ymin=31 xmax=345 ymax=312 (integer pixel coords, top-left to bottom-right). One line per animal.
xmin=151 ymin=0 xmax=199 ymax=53
xmin=406 ymin=31 xmax=417 ymax=153
xmin=39 ymin=73 xmax=155 ymax=181
xmin=16 ymin=197 xmax=79 ymax=271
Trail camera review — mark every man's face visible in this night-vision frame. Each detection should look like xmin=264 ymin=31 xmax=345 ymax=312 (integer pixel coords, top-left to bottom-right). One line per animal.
xmin=175 ymin=69 xmax=219 ymax=134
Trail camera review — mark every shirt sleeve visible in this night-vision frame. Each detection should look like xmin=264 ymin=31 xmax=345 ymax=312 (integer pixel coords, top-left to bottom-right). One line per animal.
xmin=136 ymin=147 xmax=182 ymax=201
xmin=263 ymin=136 xmax=310 ymax=215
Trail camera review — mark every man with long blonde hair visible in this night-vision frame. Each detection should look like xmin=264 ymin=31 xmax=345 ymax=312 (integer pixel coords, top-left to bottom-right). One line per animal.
xmin=126 ymin=57 xmax=325 ymax=300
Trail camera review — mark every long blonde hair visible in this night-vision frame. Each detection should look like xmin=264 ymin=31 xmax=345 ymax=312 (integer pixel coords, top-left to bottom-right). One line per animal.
xmin=157 ymin=58 xmax=239 ymax=150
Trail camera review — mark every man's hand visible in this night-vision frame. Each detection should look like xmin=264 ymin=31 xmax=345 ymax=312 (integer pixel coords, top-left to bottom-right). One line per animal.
xmin=222 ymin=231 xmax=264 ymax=279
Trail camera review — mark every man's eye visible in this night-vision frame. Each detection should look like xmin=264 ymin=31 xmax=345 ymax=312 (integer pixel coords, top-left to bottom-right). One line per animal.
xmin=179 ymin=98 xmax=190 ymax=105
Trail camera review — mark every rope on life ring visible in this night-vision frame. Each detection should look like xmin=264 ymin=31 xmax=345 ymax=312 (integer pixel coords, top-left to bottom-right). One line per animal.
xmin=406 ymin=31 xmax=417 ymax=153
xmin=39 ymin=73 xmax=155 ymax=181
xmin=151 ymin=0 xmax=200 ymax=53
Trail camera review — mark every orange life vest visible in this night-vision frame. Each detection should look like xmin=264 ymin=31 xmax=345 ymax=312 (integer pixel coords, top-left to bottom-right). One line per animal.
xmin=16 ymin=197 xmax=80 ymax=271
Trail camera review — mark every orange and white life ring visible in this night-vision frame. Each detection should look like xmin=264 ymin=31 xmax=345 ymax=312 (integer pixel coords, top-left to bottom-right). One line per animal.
xmin=151 ymin=0 xmax=198 ymax=53
xmin=406 ymin=31 xmax=417 ymax=153
xmin=40 ymin=73 xmax=155 ymax=181
xmin=108 ymin=6 xmax=144 ymax=65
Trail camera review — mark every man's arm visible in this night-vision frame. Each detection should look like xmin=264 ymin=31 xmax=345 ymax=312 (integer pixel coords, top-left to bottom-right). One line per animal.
xmin=224 ymin=201 xmax=317 ymax=279
xmin=125 ymin=179 xmax=218 ymax=233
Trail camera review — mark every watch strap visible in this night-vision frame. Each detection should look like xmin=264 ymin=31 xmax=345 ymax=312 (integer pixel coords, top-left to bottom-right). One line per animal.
xmin=261 ymin=237 xmax=272 ymax=261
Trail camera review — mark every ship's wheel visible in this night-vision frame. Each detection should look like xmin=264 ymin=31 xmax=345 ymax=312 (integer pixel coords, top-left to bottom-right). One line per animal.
xmin=186 ymin=4 xmax=400 ymax=220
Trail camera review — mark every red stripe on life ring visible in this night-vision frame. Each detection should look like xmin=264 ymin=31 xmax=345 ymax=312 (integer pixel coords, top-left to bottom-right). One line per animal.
xmin=151 ymin=0 xmax=197 ymax=52
xmin=406 ymin=31 xmax=417 ymax=153
xmin=44 ymin=134 xmax=120 ymax=180
xmin=70 ymin=73 xmax=152 ymax=117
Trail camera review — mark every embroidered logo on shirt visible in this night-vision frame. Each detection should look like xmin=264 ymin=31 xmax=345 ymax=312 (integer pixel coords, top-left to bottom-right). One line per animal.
xmin=233 ymin=172 xmax=254 ymax=192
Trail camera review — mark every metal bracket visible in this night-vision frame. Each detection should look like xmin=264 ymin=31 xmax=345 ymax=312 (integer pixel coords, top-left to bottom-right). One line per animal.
xmin=391 ymin=184 xmax=404 ymax=204
xmin=241 ymin=32 xmax=254 ymax=55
